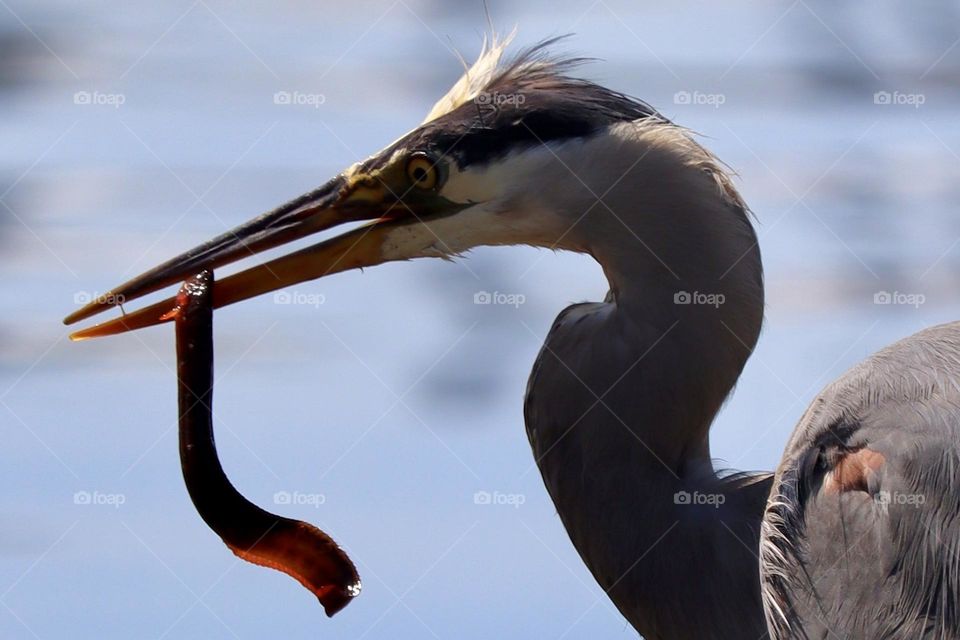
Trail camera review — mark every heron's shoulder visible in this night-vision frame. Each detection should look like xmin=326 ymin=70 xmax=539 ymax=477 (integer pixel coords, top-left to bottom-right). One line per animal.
xmin=776 ymin=321 xmax=960 ymax=484
xmin=815 ymin=321 xmax=960 ymax=424
xmin=769 ymin=321 xmax=960 ymax=502
xmin=761 ymin=322 xmax=960 ymax=638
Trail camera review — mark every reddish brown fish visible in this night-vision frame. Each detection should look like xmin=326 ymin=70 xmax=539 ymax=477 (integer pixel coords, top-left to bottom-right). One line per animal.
xmin=173 ymin=270 xmax=360 ymax=616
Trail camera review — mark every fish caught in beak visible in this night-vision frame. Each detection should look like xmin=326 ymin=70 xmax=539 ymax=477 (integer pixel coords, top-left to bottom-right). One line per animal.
xmin=63 ymin=152 xmax=466 ymax=340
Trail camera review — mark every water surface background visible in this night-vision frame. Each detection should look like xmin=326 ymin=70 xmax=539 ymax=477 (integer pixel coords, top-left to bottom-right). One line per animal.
xmin=2 ymin=1 xmax=960 ymax=638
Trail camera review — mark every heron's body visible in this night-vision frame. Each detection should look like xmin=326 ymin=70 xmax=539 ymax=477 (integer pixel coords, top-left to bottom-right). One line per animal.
xmin=66 ymin=33 xmax=960 ymax=639
xmin=763 ymin=322 xmax=960 ymax=639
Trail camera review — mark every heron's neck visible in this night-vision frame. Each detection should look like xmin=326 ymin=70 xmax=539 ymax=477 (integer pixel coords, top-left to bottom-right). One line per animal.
xmin=590 ymin=209 xmax=763 ymax=463
xmin=559 ymin=123 xmax=765 ymax=462
xmin=524 ymin=124 xmax=768 ymax=638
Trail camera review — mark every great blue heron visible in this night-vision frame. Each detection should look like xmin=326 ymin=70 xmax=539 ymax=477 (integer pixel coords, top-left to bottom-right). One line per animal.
xmin=64 ymin=35 xmax=960 ymax=639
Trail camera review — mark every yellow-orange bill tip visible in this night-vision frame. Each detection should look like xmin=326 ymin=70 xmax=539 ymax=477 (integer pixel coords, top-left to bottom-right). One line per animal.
xmin=68 ymin=295 xmax=180 ymax=341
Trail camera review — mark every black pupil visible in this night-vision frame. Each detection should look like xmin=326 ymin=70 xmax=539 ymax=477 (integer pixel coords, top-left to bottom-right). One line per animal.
xmin=413 ymin=166 xmax=428 ymax=183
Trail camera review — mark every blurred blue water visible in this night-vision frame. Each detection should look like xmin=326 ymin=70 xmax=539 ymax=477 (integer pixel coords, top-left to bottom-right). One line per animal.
xmin=3 ymin=1 xmax=960 ymax=638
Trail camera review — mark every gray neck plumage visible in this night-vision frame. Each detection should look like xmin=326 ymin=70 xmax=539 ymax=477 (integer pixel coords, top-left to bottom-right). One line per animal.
xmin=523 ymin=122 xmax=770 ymax=639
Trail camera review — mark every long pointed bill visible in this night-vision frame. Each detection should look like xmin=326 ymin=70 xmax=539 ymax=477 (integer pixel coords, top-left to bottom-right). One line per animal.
xmin=63 ymin=172 xmax=447 ymax=341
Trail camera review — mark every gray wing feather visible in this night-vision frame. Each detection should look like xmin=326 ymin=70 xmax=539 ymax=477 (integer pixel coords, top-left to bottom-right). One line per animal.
xmin=761 ymin=321 xmax=960 ymax=639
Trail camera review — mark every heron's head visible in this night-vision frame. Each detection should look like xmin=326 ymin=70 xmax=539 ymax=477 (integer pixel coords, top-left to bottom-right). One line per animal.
xmin=65 ymin=35 xmax=749 ymax=339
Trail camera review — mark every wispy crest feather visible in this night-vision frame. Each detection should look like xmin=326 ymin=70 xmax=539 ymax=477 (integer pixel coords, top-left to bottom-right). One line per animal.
xmin=422 ymin=29 xmax=518 ymax=124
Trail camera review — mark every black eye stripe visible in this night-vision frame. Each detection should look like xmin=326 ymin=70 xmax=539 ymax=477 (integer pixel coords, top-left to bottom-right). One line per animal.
xmin=358 ymin=65 xmax=666 ymax=175
xmin=405 ymin=84 xmax=663 ymax=169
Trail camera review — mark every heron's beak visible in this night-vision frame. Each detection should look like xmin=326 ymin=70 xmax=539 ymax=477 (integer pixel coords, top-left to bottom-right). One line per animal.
xmin=63 ymin=169 xmax=459 ymax=340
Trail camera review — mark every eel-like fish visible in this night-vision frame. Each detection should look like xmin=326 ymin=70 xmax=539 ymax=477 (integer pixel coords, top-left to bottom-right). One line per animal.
xmin=173 ymin=270 xmax=360 ymax=616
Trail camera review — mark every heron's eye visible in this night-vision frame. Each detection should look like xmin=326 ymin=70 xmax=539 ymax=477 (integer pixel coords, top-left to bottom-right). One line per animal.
xmin=405 ymin=153 xmax=441 ymax=190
